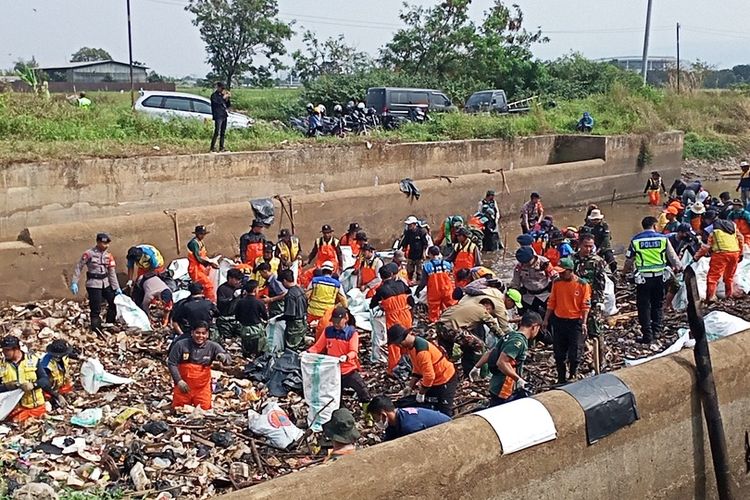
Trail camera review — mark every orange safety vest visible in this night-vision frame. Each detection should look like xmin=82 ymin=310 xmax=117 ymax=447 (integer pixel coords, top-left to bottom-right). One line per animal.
xmin=340 ymin=233 xmax=361 ymax=257
xmin=735 ymin=219 xmax=750 ymax=241
xmin=315 ymin=237 xmax=340 ymax=271
xmin=690 ymin=215 xmax=702 ymax=233
xmin=359 ymin=257 xmax=381 ymax=298
xmin=381 ymin=294 xmax=413 ymax=330
xmin=425 ymin=260 xmax=454 ymax=301
xmin=544 ymin=246 xmax=561 ymax=267
xmin=453 ymin=240 xmax=477 ymax=276
xmin=188 ymin=238 xmax=208 ymax=276
xmin=244 ymin=241 xmax=265 ymax=266
xmin=172 ymin=363 xmax=212 ymax=410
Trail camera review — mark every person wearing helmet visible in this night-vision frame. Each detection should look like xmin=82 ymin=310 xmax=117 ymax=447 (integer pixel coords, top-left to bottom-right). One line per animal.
xmin=306 ymin=261 xmax=348 ymax=331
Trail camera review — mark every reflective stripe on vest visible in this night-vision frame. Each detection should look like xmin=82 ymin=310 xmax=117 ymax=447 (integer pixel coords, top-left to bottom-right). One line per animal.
xmin=1 ymin=354 xmax=44 ymax=409
xmin=308 ymin=279 xmax=340 ymax=317
xmin=711 ymin=229 xmax=740 ymax=253
xmin=277 ymin=238 xmax=300 ymax=262
xmin=454 ymin=241 xmax=477 ymax=272
xmin=633 ymin=235 xmax=668 ymax=273
xmin=41 ymin=353 xmax=70 ymax=391
xmin=315 ymin=237 xmax=340 ymax=268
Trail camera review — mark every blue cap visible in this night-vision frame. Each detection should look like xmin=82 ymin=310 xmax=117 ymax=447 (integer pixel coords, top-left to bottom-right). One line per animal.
xmin=516 ymin=246 xmax=535 ymax=264
xmin=516 ymin=234 xmax=534 ymax=246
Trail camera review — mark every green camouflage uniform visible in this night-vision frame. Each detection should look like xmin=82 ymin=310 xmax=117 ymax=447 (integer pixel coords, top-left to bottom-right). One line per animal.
xmin=239 ymin=323 xmax=267 ymax=357
xmin=572 ymin=252 xmax=607 ymax=337
xmin=284 ymin=319 xmax=308 ymax=350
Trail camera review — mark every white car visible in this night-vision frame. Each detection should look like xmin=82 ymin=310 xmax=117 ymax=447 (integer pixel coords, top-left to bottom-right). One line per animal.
xmin=134 ymin=91 xmax=253 ymax=129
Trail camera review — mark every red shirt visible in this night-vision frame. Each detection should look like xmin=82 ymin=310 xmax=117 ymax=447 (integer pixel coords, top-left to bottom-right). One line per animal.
xmin=308 ymin=325 xmax=360 ymax=375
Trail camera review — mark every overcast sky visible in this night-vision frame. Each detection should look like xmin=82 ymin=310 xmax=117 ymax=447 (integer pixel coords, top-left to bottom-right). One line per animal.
xmin=2 ymin=0 xmax=748 ymax=77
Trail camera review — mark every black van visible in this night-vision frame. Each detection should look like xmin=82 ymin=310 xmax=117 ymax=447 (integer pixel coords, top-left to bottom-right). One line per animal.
xmin=366 ymin=87 xmax=455 ymax=116
xmin=463 ymin=90 xmax=509 ymax=114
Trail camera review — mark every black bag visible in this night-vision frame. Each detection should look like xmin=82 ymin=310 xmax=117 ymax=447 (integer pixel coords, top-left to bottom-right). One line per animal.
xmin=250 ymin=198 xmax=275 ymax=226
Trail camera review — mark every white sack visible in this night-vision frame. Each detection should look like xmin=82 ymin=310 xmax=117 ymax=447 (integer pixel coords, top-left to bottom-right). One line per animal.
xmin=248 ymin=401 xmax=304 ymax=449
xmin=301 ymin=352 xmax=341 ymax=432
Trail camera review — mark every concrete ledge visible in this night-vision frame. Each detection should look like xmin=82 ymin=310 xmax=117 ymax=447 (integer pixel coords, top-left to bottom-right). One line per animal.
xmin=224 ymin=330 xmax=750 ymax=500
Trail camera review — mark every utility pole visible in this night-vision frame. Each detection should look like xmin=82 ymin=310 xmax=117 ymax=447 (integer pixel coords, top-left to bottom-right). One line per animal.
xmin=676 ymin=22 xmax=681 ymax=93
xmin=126 ymin=0 xmax=135 ymax=107
xmin=640 ymin=0 xmax=654 ymax=85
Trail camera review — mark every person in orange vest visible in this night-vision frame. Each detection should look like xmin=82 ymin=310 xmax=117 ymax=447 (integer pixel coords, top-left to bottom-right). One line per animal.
xmin=357 ymin=244 xmax=384 ymax=298
xmin=308 ymin=307 xmax=371 ymax=403
xmin=415 ymin=246 xmax=456 ymax=322
xmin=659 ymin=206 xmax=680 ymax=234
xmin=542 ymin=258 xmax=591 ymax=383
xmin=684 ymin=202 xmax=706 ymax=233
xmin=0 ymin=336 xmax=51 ymax=422
xmin=694 ymin=219 xmax=744 ymax=302
xmin=543 ymin=230 xmax=574 ymax=267
xmin=727 ymin=199 xmax=750 ymax=245
xmin=386 ymin=325 xmax=457 ymax=416
xmin=306 ymin=262 xmax=348 ymax=328
xmin=644 ymin=171 xmax=667 ymax=206
xmin=240 ymin=220 xmax=267 ymax=265
xmin=370 ymin=265 xmax=415 ymax=376
xmin=275 ymin=228 xmax=303 ymax=270
xmin=308 ymin=224 xmax=343 ymax=272
xmin=448 ymin=228 xmax=482 ymax=278
xmin=168 ymin=321 xmax=230 ymax=410
xmin=186 ymin=225 xmax=220 ymax=303
xmin=339 ymin=222 xmax=363 ymax=258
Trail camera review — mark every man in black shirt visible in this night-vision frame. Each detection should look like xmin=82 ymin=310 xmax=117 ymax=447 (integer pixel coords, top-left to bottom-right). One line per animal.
xmin=234 ymin=280 xmax=268 ymax=356
xmin=399 ymin=216 xmax=428 ymax=283
xmin=280 ymin=269 xmax=308 ymax=350
xmin=216 ymin=268 xmax=244 ymax=341
xmin=171 ymin=282 xmax=219 ymax=336
xmin=210 ymin=81 xmax=230 ymax=153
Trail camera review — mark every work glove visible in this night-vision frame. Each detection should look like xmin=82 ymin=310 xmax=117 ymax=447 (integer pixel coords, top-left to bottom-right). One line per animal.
xmin=516 ymin=378 xmax=527 ymax=390
xmin=233 ymin=289 xmax=242 ymax=298
xmin=415 ymin=393 xmax=425 ymax=403
xmin=115 ymin=288 xmax=123 ymax=296
xmin=338 ymin=355 xmax=348 ymax=363
xmin=468 ymin=367 xmax=482 ymax=382
xmin=70 ymin=283 xmax=79 ymax=295
xmin=19 ymin=382 xmax=34 ymax=392
xmin=177 ymin=380 xmax=190 ymax=394
xmin=126 ymin=280 xmax=134 ymax=288
xmin=215 ymin=353 xmax=230 ymax=364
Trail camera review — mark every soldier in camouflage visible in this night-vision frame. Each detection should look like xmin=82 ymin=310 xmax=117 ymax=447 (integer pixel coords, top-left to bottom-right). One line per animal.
xmin=573 ymin=233 xmax=608 ymax=368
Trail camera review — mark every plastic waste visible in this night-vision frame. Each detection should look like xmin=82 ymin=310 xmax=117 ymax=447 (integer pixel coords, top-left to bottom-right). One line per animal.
xmin=602 ymin=275 xmax=619 ymax=316
xmin=114 ymin=294 xmax=152 ymax=331
xmin=301 ymin=352 xmax=341 ymax=432
xmin=70 ymin=408 xmax=103 ymax=427
xmin=248 ymin=401 xmax=303 ymax=449
xmin=80 ymin=358 xmax=134 ymax=394
xmin=129 ymin=462 xmax=151 ymax=491
xmin=168 ymin=258 xmax=189 ymax=281
xmin=345 ymin=288 xmax=373 ymax=332
xmin=0 ymin=389 xmax=23 ymax=421
xmin=250 ymin=198 xmax=275 ymax=226
xmin=369 ymin=308 xmax=387 ymax=364
xmin=265 ymin=315 xmax=286 ymax=355
xmin=141 ymin=421 xmax=169 ymax=436
xmin=210 ymin=431 xmax=235 ymax=448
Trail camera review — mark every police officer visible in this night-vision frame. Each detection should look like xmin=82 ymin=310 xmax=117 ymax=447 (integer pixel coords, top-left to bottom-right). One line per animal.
xmin=71 ymin=233 xmax=121 ymax=332
xmin=573 ymin=233 xmax=608 ymax=369
xmin=581 ymin=209 xmax=617 ymax=273
xmin=623 ymin=216 xmax=683 ymax=344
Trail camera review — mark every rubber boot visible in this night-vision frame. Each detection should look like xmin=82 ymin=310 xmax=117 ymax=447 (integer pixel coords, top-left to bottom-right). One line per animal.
xmin=556 ymin=363 xmax=567 ymax=384
xmin=568 ymin=361 xmax=579 ymax=380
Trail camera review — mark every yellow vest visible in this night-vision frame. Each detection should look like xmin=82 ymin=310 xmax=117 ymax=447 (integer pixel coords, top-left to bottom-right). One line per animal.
xmin=276 ymin=237 xmax=301 ymax=263
xmin=712 ymin=229 xmax=740 ymax=253
xmin=308 ymin=277 xmax=340 ymax=317
xmin=42 ymin=354 xmax=71 ymax=391
xmin=1 ymin=353 xmax=44 ymax=409
xmin=253 ymin=257 xmax=280 ymax=289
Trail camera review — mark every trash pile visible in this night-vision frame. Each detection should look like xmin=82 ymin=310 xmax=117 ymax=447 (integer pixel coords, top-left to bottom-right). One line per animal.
xmin=1 ymin=286 xmax=748 ymax=498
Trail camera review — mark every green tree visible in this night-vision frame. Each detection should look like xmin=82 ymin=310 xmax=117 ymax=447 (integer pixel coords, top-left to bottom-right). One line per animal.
xmin=292 ymin=31 xmax=371 ymax=83
xmin=540 ymin=53 xmax=642 ymax=99
xmin=186 ymin=0 xmax=293 ymax=89
xmin=13 ymin=56 xmax=38 ymax=73
xmin=70 ymin=47 xmax=112 ymax=62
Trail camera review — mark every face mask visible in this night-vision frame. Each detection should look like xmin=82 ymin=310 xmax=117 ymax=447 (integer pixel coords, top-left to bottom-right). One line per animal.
xmin=376 ymin=418 xmax=388 ymax=431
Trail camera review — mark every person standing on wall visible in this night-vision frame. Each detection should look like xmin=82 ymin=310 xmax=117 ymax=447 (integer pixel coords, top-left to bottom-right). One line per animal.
xmin=70 ymin=233 xmax=121 ymax=332
xmin=210 ymin=81 xmax=231 ymax=153
xmin=623 ymin=217 xmax=683 ymax=344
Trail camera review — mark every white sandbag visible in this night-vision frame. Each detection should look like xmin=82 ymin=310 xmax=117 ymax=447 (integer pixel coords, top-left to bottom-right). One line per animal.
xmin=80 ymin=358 xmax=134 ymax=394
xmin=346 ymin=288 xmax=373 ymax=332
xmin=624 ymin=329 xmax=694 ymax=367
xmin=115 ymin=294 xmax=152 ymax=331
xmin=340 ymin=246 xmax=356 ymax=271
xmin=266 ymin=315 xmax=286 ymax=354
xmin=301 ymin=352 xmax=341 ymax=432
xmin=339 ymin=268 xmax=358 ymax=294
xmin=0 ymin=389 xmax=23 ymax=421
xmin=703 ymin=310 xmax=750 ymax=340
xmin=369 ymin=308 xmax=387 ymax=364
xmin=168 ymin=258 xmax=189 ymax=281
xmin=410 ymin=286 xmax=427 ymax=305
xmin=173 ymin=289 xmax=190 ymax=303
xmin=732 ymin=252 xmax=750 ymax=294
xmin=248 ymin=401 xmax=304 ymax=449
xmin=602 ymin=276 xmax=619 ymax=316
xmin=212 ymin=257 xmax=234 ymax=291
xmin=673 ymin=251 xmax=749 ymax=312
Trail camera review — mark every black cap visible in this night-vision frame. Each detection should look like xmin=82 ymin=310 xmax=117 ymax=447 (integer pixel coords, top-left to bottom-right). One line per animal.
xmin=47 ymin=339 xmax=72 ymax=357
xmin=96 ymin=233 xmax=111 ymax=243
xmin=354 ymin=231 xmax=368 ymax=241
xmin=387 ymin=325 xmax=409 ymax=345
xmin=347 ymin=222 xmax=361 ymax=233
xmin=251 ymin=219 xmax=264 ymax=228
xmin=321 ymin=224 xmax=333 ymax=233
xmin=457 ymin=227 xmax=471 ymax=237
xmin=188 ymin=282 xmax=204 ymax=294
xmin=361 ymin=243 xmax=376 ymax=252
xmin=331 ymin=306 xmax=348 ymax=320
xmin=486 ymin=190 xmax=496 ymax=196
xmin=278 ymin=228 xmax=291 ymax=238
xmin=676 ymin=223 xmax=691 ymax=233
xmin=1 ymin=335 xmax=20 ymax=349
xmin=193 ymin=225 xmax=209 ymax=235
xmin=531 ymin=192 xmax=541 ymax=198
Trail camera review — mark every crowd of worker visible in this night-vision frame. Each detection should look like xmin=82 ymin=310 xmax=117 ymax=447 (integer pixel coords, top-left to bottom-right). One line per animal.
xmin=1 ymin=162 xmax=749 ymax=458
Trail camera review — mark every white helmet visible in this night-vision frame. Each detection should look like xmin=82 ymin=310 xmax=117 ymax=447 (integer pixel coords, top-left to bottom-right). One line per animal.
xmin=333 ymin=104 xmax=343 ymax=113
xmin=357 ymin=102 xmax=366 ymax=110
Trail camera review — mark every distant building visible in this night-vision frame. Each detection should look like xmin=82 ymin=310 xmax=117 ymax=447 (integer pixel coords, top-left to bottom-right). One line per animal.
xmin=39 ymin=60 xmax=148 ymax=83
xmin=598 ymin=56 xmax=677 ymax=73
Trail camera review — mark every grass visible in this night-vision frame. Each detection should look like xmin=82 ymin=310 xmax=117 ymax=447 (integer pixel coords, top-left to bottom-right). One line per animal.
xmin=1 ymin=85 xmax=749 ymax=165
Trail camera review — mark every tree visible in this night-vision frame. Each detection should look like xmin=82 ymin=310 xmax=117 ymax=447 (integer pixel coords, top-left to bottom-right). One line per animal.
xmin=70 ymin=47 xmax=112 ymax=62
xmin=13 ymin=56 xmax=38 ymax=73
xmin=292 ymin=31 xmax=371 ymax=83
xmin=186 ymin=0 xmax=293 ymax=88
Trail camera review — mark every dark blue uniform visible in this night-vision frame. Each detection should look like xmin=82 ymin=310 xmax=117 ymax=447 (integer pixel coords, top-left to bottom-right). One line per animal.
xmin=384 ymin=407 xmax=451 ymax=441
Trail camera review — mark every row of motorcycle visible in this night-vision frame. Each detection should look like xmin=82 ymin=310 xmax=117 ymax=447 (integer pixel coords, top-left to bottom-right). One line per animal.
xmin=289 ymin=102 xmax=429 ymax=137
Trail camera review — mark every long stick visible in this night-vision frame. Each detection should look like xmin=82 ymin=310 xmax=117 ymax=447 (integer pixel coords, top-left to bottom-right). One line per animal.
xmin=685 ymin=267 xmax=735 ymax=499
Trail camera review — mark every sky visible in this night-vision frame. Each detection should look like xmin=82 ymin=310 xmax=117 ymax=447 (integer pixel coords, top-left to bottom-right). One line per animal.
xmin=1 ymin=0 xmax=749 ymax=77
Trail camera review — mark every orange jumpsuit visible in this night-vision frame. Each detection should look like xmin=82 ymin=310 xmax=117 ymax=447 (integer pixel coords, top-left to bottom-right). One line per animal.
xmin=187 ymin=237 xmax=216 ymax=303
xmin=696 ymin=227 xmax=744 ymax=299
xmin=312 ymin=237 xmax=341 ymax=272
xmin=370 ymin=280 xmax=414 ymax=375
xmin=452 ymin=239 xmax=479 ymax=277
xmin=421 ymin=258 xmax=456 ymax=322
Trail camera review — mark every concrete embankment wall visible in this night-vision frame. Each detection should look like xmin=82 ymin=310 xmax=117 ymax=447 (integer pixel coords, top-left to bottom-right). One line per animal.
xmin=0 ymin=132 xmax=683 ymax=301
xmin=224 ymin=329 xmax=750 ymax=500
